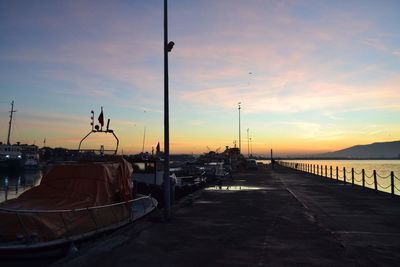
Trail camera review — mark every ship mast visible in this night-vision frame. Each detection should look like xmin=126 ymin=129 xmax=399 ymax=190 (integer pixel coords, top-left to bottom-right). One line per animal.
xmin=7 ymin=100 xmax=16 ymax=145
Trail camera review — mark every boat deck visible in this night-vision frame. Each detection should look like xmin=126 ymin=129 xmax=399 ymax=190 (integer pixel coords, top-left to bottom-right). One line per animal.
xmin=12 ymin=164 xmax=400 ymax=266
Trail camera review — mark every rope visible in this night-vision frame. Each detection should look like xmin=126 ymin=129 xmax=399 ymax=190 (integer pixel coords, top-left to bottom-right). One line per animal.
xmin=376 ymin=173 xmax=391 ymax=179
xmin=346 ymin=169 xmax=352 ymax=174
xmin=354 ymin=170 xmax=363 ymax=175
xmin=394 ymin=174 xmax=400 ymax=181
xmin=365 ymin=172 xmax=374 ymax=179
xmin=354 ymin=177 xmax=362 ymax=183
xmin=394 ymin=184 xmax=400 ymax=192
xmin=377 ymin=182 xmax=391 ymax=190
xmin=365 ymin=179 xmax=374 ymax=186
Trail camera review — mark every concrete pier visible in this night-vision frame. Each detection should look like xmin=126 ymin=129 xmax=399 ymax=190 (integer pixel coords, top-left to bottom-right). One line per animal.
xmin=54 ymin=164 xmax=400 ymax=267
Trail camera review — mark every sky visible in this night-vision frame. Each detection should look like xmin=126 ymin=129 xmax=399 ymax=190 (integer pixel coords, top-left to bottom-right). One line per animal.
xmin=0 ymin=0 xmax=399 ymax=156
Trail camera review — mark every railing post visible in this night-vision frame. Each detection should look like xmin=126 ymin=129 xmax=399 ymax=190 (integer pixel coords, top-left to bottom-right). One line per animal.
xmin=330 ymin=166 xmax=332 ymax=179
xmin=373 ymin=170 xmax=377 ymax=192
xmin=336 ymin=166 xmax=339 ymax=181
xmin=317 ymin=165 xmax=319 ymax=176
xmin=391 ymin=171 xmax=395 ymax=197
xmin=351 ymin=168 xmax=354 ymax=186
xmin=325 ymin=165 xmax=327 ymax=177
xmin=343 ymin=167 xmax=346 ymax=184
xmin=362 ymin=169 xmax=365 ymax=188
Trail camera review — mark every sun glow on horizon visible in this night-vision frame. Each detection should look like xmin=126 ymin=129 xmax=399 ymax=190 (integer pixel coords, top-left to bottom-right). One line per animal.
xmin=0 ymin=1 xmax=399 ymax=155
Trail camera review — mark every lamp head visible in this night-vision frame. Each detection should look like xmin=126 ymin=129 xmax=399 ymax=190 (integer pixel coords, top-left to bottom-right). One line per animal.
xmin=167 ymin=41 xmax=175 ymax=52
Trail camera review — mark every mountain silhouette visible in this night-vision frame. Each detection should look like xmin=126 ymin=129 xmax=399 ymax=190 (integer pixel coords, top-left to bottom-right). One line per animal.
xmin=315 ymin=141 xmax=400 ymax=159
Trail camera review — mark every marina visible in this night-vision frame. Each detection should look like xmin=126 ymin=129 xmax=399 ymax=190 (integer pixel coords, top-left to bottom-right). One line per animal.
xmin=1 ymin=0 xmax=400 ymax=266
xmin=50 ymin=164 xmax=400 ymax=267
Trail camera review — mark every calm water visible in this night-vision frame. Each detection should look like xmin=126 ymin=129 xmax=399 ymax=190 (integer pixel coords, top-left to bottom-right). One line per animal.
xmin=283 ymin=159 xmax=400 ymax=195
xmin=0 ymin=170 xmax=42 ymax=203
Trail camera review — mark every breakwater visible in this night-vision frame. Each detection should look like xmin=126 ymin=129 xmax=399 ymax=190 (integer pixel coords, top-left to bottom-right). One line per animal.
xmin=278 ymin=160 xmax=400 ymax=196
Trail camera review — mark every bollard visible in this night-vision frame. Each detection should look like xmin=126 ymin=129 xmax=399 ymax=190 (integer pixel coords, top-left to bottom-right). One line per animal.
xmin=391 ymin=171 xmax=395 ymax=197
xmin=362 ymin=169 xmax=365 ymax=188
xmin=351 ymin=168 xmax=354 ymax=186
xmin=343 ymin=167 xmax=346 ymax=184
xmin=373 ymin=170 xmax=377 ymax=192
xmin=330 ymin=166 xmax=332 ymax=179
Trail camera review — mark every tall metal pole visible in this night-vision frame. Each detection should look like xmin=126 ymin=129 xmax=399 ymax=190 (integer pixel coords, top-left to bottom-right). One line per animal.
xmin=141 ymin=126 xmax=146 ymax=153
xmin=7 ymin=100 xmax=16 ymax=145
xmin=163 ymin=0 xmax=171 ymax=220
xmin=250 ymin=136 xmax=253 ymax=157
xmin=247 ymin=128 xmax=250 ymax=158
xmin=238 ymin=102 xmax=241 ymax=154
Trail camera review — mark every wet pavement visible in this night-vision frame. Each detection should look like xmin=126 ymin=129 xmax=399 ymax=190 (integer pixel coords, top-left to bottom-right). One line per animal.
xmin=51 ymin=164 xmax=400 ymax=267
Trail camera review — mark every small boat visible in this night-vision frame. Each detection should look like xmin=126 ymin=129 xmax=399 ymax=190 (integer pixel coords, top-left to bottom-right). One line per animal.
xmin=0 ymin=109 xmax=157 ymax=257
xmin=204 ymin=162 xmax=229 ymax=180
xmin=171 ymin=165 xmax=207 ymax=197
xmin=0 ymin=143 xmax=23 ymax=170
xmin=129 ymin=157 xmax=177 ymax=204
xmin=0 ymin=101 xmax=37 ymax=170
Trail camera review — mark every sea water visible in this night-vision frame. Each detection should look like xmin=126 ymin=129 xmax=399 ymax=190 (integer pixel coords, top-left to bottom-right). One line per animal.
xmin=282 ymin=159 xmax=400 ymax=195
xmin=0 ymin=170 xmax=42 ymax=202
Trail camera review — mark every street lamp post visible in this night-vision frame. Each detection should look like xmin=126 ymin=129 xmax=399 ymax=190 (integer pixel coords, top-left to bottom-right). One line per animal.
xmin=163 ymin=0 xmax=174 ymax=220
xmin=238 ymin=102 xmax=241 ymax=154
xmin=247 ymin=128 xmax=250 ymax=158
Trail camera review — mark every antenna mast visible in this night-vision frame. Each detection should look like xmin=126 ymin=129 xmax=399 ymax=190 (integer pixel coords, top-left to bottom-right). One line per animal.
xmin=142 ymin=126 xmax=147 ymax=153
xmin=7 ymin=100 xmax=16 ymax=145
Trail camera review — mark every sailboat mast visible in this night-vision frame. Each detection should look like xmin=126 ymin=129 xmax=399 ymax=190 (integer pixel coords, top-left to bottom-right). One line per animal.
xmin=141 ymin=126 xmax=146 ymax=153
xmin=7 ymin=100 xmax=16 ymax=145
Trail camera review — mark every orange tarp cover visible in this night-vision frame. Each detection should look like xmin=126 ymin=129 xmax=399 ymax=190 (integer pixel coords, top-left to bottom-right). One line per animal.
xmin=0 ymin=158 xmax=133 ymax=243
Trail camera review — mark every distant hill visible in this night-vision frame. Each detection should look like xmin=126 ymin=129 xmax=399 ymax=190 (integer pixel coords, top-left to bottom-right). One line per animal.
xmin=314 ymin=141 xmax=400 ymax=159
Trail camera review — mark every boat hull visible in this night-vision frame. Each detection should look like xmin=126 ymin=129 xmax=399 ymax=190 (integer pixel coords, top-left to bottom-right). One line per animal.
xmin=0 ymin=195 xmax=157 ymax=258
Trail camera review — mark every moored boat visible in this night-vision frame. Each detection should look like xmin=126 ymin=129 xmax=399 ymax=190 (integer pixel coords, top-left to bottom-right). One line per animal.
xmin=0 ymin=108 xmax=158 ymax=257
xmin=0 ymin=157 xmax=157 ymax=257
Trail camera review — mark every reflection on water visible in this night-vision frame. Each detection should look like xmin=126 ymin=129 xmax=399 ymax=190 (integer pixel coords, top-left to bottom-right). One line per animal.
xmin=285 ymin=159 xmax=400 ymax=195
xmin=0 ymin=170 xmax=42 ymax=203
xmin=205 ymin=186 xmax=267 ymax=191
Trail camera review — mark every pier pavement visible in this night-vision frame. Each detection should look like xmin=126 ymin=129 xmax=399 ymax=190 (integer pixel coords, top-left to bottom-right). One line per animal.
xmin=53 ymin=164 xmax=400 ymax=267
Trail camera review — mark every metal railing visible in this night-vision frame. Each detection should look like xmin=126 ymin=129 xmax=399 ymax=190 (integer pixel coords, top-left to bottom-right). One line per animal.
xmin=277 ymin=161 xmax=400 ymax=197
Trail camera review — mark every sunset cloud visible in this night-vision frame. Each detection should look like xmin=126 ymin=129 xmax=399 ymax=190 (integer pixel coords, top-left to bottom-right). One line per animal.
xmin=0 ymin=0 xmax=399 ymax=155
